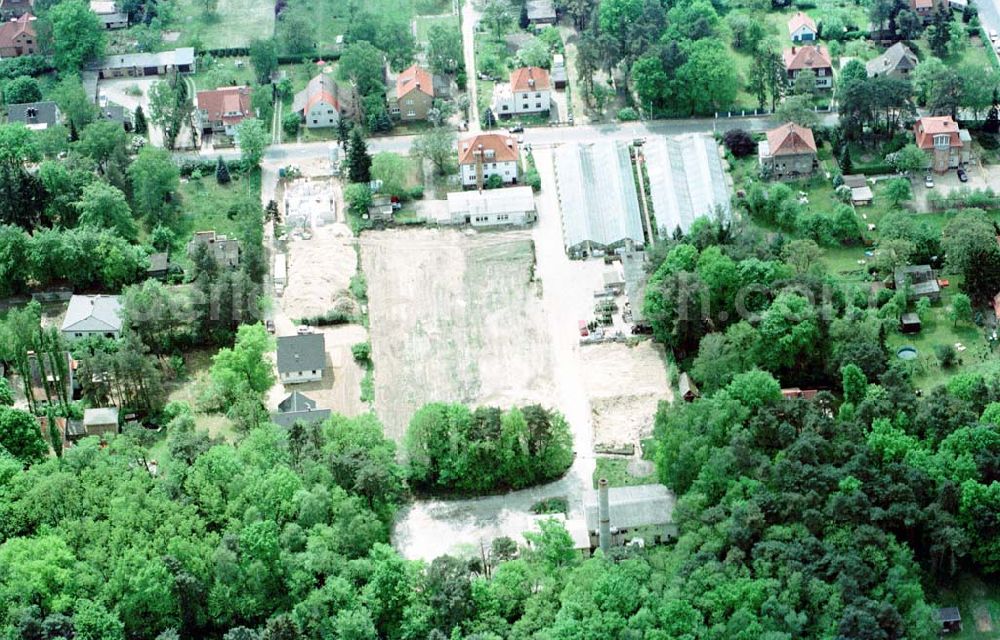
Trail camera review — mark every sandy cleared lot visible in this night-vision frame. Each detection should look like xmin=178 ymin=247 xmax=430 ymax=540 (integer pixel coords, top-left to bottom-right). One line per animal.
xmin=361 ymin=228 xmax=554 ymax=441
xmin=276 ymin=176 xmax=356 ymax=322
xmin=582 ymin=341 xmax=672 ymax=449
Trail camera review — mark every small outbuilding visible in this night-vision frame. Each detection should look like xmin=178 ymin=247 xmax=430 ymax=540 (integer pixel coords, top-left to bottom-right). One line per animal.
xmin=83 ymin=407 xmax=119 ymax=439
xmin=900 ymin=312 xmax=922 ymax=334
xmin=146 ymin=252 xmax=169 ymax=279
xmin=893 ymin=265 xmax=941 ymax=302
xmin=936 ymin=607 xmax=962 ymax=634
xmin=678 ymin=372 xmax=700 ymax=402
xmin=583 ymin=483 xmax=677 ymax=548
xmin=526 ymin=0 xmax=556 ymax=24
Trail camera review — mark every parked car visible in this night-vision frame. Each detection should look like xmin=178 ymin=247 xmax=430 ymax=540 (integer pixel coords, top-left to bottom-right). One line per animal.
xmin=509 ymin=124 xmax=524 ymax=133
xmin=297 ymin=325 xmax=312 ymax=335
xmin=957 ymin=167 xmax=968 ymax=182
xmin=265 ymin=320 xmax=275 ymax=334
xmin=578 ymin=320 xmax=589 ymax=337
xmin=991 ymin=29 xmax=998 ymax=41
xmin=924 ymin=174 xmax=935 ymax=188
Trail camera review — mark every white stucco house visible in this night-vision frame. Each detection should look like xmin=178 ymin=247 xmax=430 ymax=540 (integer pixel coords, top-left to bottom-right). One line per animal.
xmin=458 ymin=133 xmax=520 ymax=188
xmin=61 ymin=295 xmax=123 ymax=341
xmin=490 ymin=66 xmax=551 ymax=118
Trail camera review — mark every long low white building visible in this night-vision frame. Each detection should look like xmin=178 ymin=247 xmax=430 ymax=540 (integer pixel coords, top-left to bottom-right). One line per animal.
xmin=442 ymin=186 xmax=536 ymax=227
xmin=643 ymin=133 xmax=732 ymax=237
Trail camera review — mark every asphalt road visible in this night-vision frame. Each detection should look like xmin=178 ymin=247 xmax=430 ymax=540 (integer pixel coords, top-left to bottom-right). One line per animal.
xmin=187 ymin=112 xmax=839 ymax=167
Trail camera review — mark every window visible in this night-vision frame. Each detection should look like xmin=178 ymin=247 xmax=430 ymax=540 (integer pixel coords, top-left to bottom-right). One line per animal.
xmin=407 ymin=111 xmax=416 ymax=117
xmin=405 ymin=99 xmax=413 ymax=105
xmin=535 ymin=92 xmax=541 ymax=98
xmin=75 ymin=333 xmax=83 ymax=338
xmin=933 ymin=134 xmax=950 ymax=147
xmin=536 ymin=103 xmax=541 ymax=108
xmin=312 ymin=370 xmax=317 ymax=374
xmin=327 ymin=109 xmax=333 ymax=114
xmin=522 ymin=104 xmax=529 ymax=110
xmin=501 ymin=105 xmax=509 ymax=111
xmin=312 ymin=119 xmax=318 ymax=124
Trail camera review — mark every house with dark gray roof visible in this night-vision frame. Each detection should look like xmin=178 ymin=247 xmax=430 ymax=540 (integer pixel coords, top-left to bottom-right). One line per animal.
xmin=277 ymin=333 xmax=326 ymax=384
xmin=61 ymin=295 xmax=123 ymax=341
xmin=271 ymin=391 xmax=331 ymax=427
xmin=866 ymin=42 xmax=918 ymax=79
xmin=99 ymin=103 xmax=130 ymax=129
xmin=7 ymin=101 xmax=59 ymax=130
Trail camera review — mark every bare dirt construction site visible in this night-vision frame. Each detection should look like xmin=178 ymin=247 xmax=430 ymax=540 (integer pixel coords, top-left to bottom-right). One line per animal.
xmin=360 ymin=228 xmax=555 ymax=441
xmin=581 ymin=341 xmax=672 ymax=450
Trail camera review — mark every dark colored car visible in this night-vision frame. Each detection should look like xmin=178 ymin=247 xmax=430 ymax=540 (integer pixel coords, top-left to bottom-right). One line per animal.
xmin=957 ymin=167 xmax=968 ymax=182
xmin=509 ymin=124 xmax=524 ymax=133
xmin=265 ymin=320 xmax=276 ymax=334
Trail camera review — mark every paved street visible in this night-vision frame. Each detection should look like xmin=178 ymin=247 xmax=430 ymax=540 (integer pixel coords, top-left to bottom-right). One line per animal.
xmin=187 ymin=112 xmax=839 ymax=167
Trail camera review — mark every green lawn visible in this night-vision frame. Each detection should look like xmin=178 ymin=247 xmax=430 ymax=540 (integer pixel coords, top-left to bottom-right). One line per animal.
xmin=165 ymin=0 xmax=275 ymax=49
xmin=277 ymin=0 xmax=453 ymax=51
xmin=930 ymin=573 xmax=1000 ymax=639
xmin=415 ymin=14 xmax=459 ymax=45
xmin=189 ymin=56 xmax=256 ymax=93
xmin=172 ymin=170 xmax=262 ymax=270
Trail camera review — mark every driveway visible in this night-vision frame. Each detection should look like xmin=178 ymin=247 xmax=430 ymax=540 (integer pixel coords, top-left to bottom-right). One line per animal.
xmin=99 ymin=75 xmax=198 ymax=149
xmin=909 ymin=162 xmax=991 ymax=211
xmin=99 ymin=77 xmax=163 ymax=147
xmin=461 ymin=0 xmax=481 ymax=131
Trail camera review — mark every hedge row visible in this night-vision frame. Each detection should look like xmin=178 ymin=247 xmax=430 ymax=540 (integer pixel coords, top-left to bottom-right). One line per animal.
xmin=200 ymin=48 xmax=343 ymax=64
xmin=178 ymin=158 xmax=253 ymax=177
xmin=0 ymin=55 xmax=53 ymax=80
xmin=855 ymin=163 xmax=895 ymax=176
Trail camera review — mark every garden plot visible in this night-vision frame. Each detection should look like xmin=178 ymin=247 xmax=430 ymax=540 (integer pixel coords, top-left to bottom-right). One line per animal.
xmin=580 ymin=341 xmax=672 ymax=451
xmin=361 ymin=228 xmax=554 ymax=441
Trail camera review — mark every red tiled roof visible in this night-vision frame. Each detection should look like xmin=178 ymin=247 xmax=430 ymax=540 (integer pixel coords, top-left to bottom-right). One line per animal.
xmin=197 ymin=85 xmax=252 ymax=125
xmin=912 ymin=0 xmax=933 ymax=9
xmin=783 ymin=45 xmax=832 ymax=71
xmin=510 ymin=66 xmax=551 ymax=92
xmin=0 ymin=12 xmax=35 ymax=49
xmin=787 ymin=12 xmax=816 ymax=34
xmin=766 ymin=123 xmax=817 ymax=156
xmin=914 ymin=116 xmax=962 ymax=150
xmin=458 ymin=133 xmax=519 ymax=165
xmin=396 ymin=63 xmax=433 ymax=99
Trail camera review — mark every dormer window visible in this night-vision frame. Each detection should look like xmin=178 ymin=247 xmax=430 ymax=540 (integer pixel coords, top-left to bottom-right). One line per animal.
xmin=933 ymin=134 xmax=950 ymax=147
